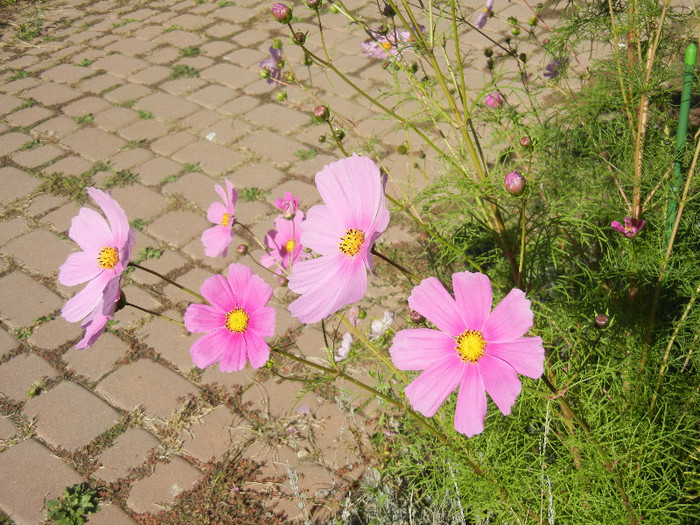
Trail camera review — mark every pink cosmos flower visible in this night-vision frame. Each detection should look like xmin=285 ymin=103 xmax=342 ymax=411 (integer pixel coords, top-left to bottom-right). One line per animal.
xmin=362 ymin=26 xmax=423 ymax=60
xmin=184 ymin=263 xmax=276 ymax=372
xmin=288 ymin=154 xmax=390 ymax=324
xmin=475 ymin=0 xmax=494 ymax=29
xmin=390 ymin=272 xmax=545 ymax=437
xmin=611 ymin=216 xmax=645 ymax=238
xmin=201 ymin=179 xmax=237 ymax=258
xmin=484 ymin=91 xmax=504 ymax=109
xmin=274 ymin=191 xmax=299 ymax=219
xmin=260 ymin=46 xmax=283 ymax=86
xmin=260 ymin=212 xmax=307 ymax=275
xmin=59 ymin=187 xmax=134 ymax=325
xmin=75 ymin=276 xmax=121 ymax=349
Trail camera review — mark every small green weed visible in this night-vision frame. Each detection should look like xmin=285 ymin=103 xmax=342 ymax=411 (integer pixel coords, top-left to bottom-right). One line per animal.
xmin=169 ymin=65 xmax=199 ymax=79
xmin=45 ymin=482 xmax=99 ymax=525
xmin=121 ymin=139 xmax=146 ymax=150
xmin=118 ymin=99 xmax=136 ymax=108
xmin=8 ymin=70 xmax=28 ymax=81
xmin=136 ymin=109 xmax=154 ymax=119
xmin=19 ymin=139 xmax=41 ymax=151
xmin=104 ymin=170 xmax=138 ymax=188
xmin=180 ymin=162 xmax=202 ymax=174
xmin=129 ymin=218 xmax=147 ymax=231
xmin=164 ymin=24 xmax=182 ymax=32
xmin=294 ymin=149 xmax=318 ymax=161
xmin=39 ymin=173 xmax=93 ymax=201
xmin=74 ymin=114 xmax=94 ymax=124
xmin=17 ymin=10 xmax=43 ymax=41
xmin=12 ymin=327 xmax=31 ymax=340
xmin=27 ymin=380 xmax=45 ymax=398
xmin=179 ymin=46 xmax=200 ymax=57
xmin=239 ymin=187 xmax=269 ymax=202
xmin=218 ymin=0 xmax=236 ymax=5
xmin=112 ymin=18 xmax=137 ymax=28
xmin=18 ymin=98 xmax=37 ymax=109
xmin=135 ymin=246 xmax=164 ymax=263
xmin=161 ymin=174 xmax=179 ymax=184
xmin=76 ymin=58 xmax=94 ymax=67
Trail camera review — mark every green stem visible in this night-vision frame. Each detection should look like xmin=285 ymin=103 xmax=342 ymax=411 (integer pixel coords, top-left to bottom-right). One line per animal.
xmin=128 ymin=262 xmax=204 ymax=302
xmin=370 ymin=246 xmax=420 ymax=284
xmin=124 ymin=301 xmax=184 ymax=326
xmin=517 ymin=196 xmax=528 ymax=289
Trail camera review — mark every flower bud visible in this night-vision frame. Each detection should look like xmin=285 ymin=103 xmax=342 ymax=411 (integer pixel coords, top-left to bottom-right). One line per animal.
xmin=484 ymin=91 xmax=504 ymax=109
xmin=237 ymin=244 xmax=248 ymax=255
xmin=409 ymin=310 xmax=425 ymax=324
xmin=357 ymin=308 xmax=367 ymax=319
xmin=511 ymin=27 xmax=521 ymax=36
xmin=278 ymin=276 xmax=289 ymax=287
xmin=293 ymin=31 xmax=306 ymax=45
xmin=306 ymin=0 xmax=322 ymax=9
xmin=504 ymin=170 xmax=526 ymax=196
xmin=276 ymin=91 xmax=287 ymax=101
xmin=520 ymin=136 xmax=532 ymax=148
xmin=595 ymin=314 xmax=610 ymax=329
xmin=260 ymin=68 xmax=270 ymax=79
xmin=272 ymin=3 xmax=292 ymax=24
xmin=313 ymin=105 xmax=329 ymax=121
xmin=303 ymin=53 xmax=313 ymax=66
xmin=272 ymin=37 xmax=283 ymax=49
xmin=484 ymin=48 xmax=493 ymax=58
xmin=382 ymin=4 xmax=396 ymax=17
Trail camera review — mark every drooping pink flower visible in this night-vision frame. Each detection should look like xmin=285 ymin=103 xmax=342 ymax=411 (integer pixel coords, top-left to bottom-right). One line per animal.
xmin=260 ymin=46 xmax=283 ymax=86
xmin=611 ymin=216 xmax=645 ymax=238
xmin=362 ymin=26 xmax=423 ymax=60
xmin=184 ymin=263 xmax=276 ymax=372
xmin=288 ymin=154 xmax=390 ymax=324
xmin=390 ymin=272 xmax=544 ymax=437
xmin=260 ymin=212 xmax=308 ymax=275
xmin=475 ymin=0 xmax=494 ymax=29
xmin=274 ymin=191 xmax=299 ymax=219
xmin=202 ymin=179 xmax=237 ymax=258
xmin=59 ymin=187 xmax=134 ymax=325
xmin=75 ymin=276 xmax=121 ymax=349
xmin=484 ymin=91 xmax=504 ymax=109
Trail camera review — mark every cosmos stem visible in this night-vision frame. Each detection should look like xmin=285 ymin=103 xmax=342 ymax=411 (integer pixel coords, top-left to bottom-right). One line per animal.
xmin=128 ymin=262 xmax=204 ymax=302
xmin=123 ymin=301 xmax=184 ymax=327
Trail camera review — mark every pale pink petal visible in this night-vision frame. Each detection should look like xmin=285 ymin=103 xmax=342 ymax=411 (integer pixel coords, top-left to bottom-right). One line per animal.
xmin=69 ymin=207 xmax=112 ymax=252
xmin=200 ymin=274 xmax=236 ymax=312
xmin=478 ymin=354 xmax=522 ymax=415
xmin=184 ymin=303 xmax=226 ymax=333
xmin=454 ymin=364 xmax=487 ymax=437
xmin=486 ymin=336 xmax=544 ymax=378
xmin=201 ymin=225 xmax=233 ymax=258
xmin=224 ymin=179 xmax=237 ymax=213
xmin=408 ymin=277 xmax=464 ymax=337
xmin=452 ymin=271 xmax=492 ymax=331
xmin=404 ymin=355 xmax=464 ymax=417
xmin=61 ymin=271 xmax=112 ymax=323
xmin=288 ymin=254 xmax=367 ymax=324
xmin=190 ymin=330 xmax=226 ymax=369
xmin=87 ymin=187 xmax=129 ymax=248
xmin=219 ymin=331 xmax=247 ymax=372
xmin=207 ymin=201 xmax=229 ymax=225
xmin=248 ymin=306 xmax=275 ymax=338
xmin=301 ymin=204 xmax=345 ymax=256
xmin=390 ymin=328 xmax=455 ymax=370
xmin=226 ymin=263 xmax=254 ymax=309
xmin=245 ymin=332 xmax=271 ymax=369
xmin=482 ymin=288 xmax=533 ymax=342
xmin=237 ymin=271 xmax=272 ymax=313
xmin=75 ymin=315 xmax=109 ymax=349
xmin=74 ymin=277 xmax=120 ymax=349
xmin=58 ymin=252 xmax=102 ymax=286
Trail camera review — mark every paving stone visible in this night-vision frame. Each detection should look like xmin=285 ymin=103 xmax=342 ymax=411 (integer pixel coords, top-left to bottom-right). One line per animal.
xmin=63 ymin=127 xmax=126 ymax=160
xmin=4 ymin=106 xmax=53 ymax=127
xmin=0 ymin=132 xmax=32 ymax=157
xmin=96 ymin=359 xmax=198 ymax=419
xmin=133 ymin=157 xmax=182 ymax=186
xmin=0 ymin=415 xmax=16 ymax=440
xmin=151 ymin=131 xmax=197 ymax=156
xmin=205 ymin=22 xmax=238 ymax=39
xmin=180 ymin=405 xmax=247 ymax=462
xmin=42 ymin=155 xmax=93 ymax=177
xmin=154 ymin=29 xmax=205 ymax=48
xmin=0 ymin=328 xmax=18 ymax=359
xmin=166 ymin=13 xmax=212 ymax=30
xmin=147 ymin=210 xmax=209 ymax=248
xmin=187 ymin=84 xmax=238 ymax=109
xmin=103 ymin=83 xmax=152 ymax=104
xmin=119 ymin=118 xmax=168 ymax=142
xmin=242 ymin=378 xmax=318 ymax=419
xmin=32 ymin=115 xmax=80 ymax=139
xmin=23 ymin=82 xmax=82 ymax=106
xmin=85 ymin=502 xmax=138 ymax=524
xmin=245 ymin=103 xmax=311 ymax=131
xmin=159 ymin=77 xmax=208 ymax=96
xmin=29 ymin=316 xmax=83 ymax=350
xmin=92 ymin=106 xmax=139 ymax=132
xmin=26 ymin=193 xmax=69 ymax=218
xmin=218 ymin=94 xmax=259 ymax=116
xmin=63 ymin=332 xmax=130 ymax=381
xmin=145 ymin=45 xmax=181 ymax=65
xmin=200 ymin=40 xmax=236 ymax=57
xmin=0 ymin=76 xmax=41 ymax=95
xmin=106 ymin=184 xmax=166 ymax=220
xmin=134 ymin=92 xmax=199 ymax=120
xmin=94 ymin=427 xmax=160 ymax=483
xmin=41 ymin=63 xmax=95 ymax=84
xmin=0 ymin=439 xmax=83 ymax=525
xmin=200 ymin=63 xmax=259 ymax=89
xmin=126 ymin=455 xmax=203 ymax=514
xmin=80 ymin=72 xmax=123 ymax=94
xmin=91 ymin=54 xmax=149 ymax=78
xmin=163 ymin=171 xmax=217 ymax=209
xmin=0 ymin=353 xmax=60 ymax=402
xmin=269 ymin=179 xmax=321 ymax=207
xmin=0 ymin=272 xmax=63 ymax=329
xmin=138 ymin=314 xmax=195 ymax=373
xmin=130 ymin=65 xmax=172 ymax=85
xmin=0 ymin=167 xmax=40 ymax=202
xmin=104 ymin=38 xmax=159 ymax=56
xmin=24 ymin=381 xmax=121 ymax=450
xmin=160 ymin=267 xmax=215 ymax=304
xmin=11 ymin=143 xmax=64 ymax=169
xmin=128 ymin=249 xmax=187 ymax=287
xmin=42 ymin=200 xmax=82 ymax=233
xmin=1 ymin=228 xmax=74 ymax=275
xmin=194 ymin=117 xmax=251 ymax=145
xmin=62 ymin=95 xmax=115 ymax=118
xmin=239 ymin=130 xmax=308 ymax=165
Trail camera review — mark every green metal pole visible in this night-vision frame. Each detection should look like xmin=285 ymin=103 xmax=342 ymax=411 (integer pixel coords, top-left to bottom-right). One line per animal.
xmin=666 ymin=42 xmax=697 ymax=245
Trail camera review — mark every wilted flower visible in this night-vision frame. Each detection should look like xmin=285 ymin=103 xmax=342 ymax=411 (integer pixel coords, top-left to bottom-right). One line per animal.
xmin=390 ymin=272 xmax=544 ymax=437
xmin=274 ymin=191 xmax=299 ymax=218
xmin=260 ymin=46 xmax=283 ymax=86
xmin=544 ymin=58 xmax=568 ymax=79
xmin=335 ymin=332 xmax=353 ymax=362
xmin=475 ymin=0 xmax=494 ymax=29
xmin=611 ymin=216 xmax=645 ymax=238
xmin=370 ymin=311 xmax=395 ymax=340
xmin=201 ymin=179 xmax=237 ymax=258
xmin=484 ymin=91 xmax=504 ymax=109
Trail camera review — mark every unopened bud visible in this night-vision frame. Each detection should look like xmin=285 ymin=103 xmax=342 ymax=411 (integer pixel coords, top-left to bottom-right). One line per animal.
xmin=313 ymin=105 xmax=329 ymax=121
xmin=306 ymin=0 xmax=322 ymax=9
xmin=303 ymin=53 xmax=313 ymax=66
xmin=520 ymin=136 xmax=532 ymax=148
xmin=357 ymin=308 xmax=367 ymax=319
xmin=511 ymin=27 xmax=521 ymax=36
xmin=409 ymin=310 xmax=425 ymax=324
xmin=595 ymin=314 xmax=610 ymax=329
xmin=278 ymin=276 xmax=289 ymax=287
xmin=504 ymin=170 xmax=526 ymax=196
xmin=276 ymin=91 xmax=287 ymax=101
xmin=272 ymin=37 xmax=283 ymax=49
xmin=382 ymin=4 xmax=396 ymax=17
xmin=293 ymin=31 xmax=306 ymax=45
xmin=260 ymin=68 xmax=270 ymax=79
xmin=271 ymin=3 xmax=292 ymax=24
xmin=484 ymin=48 xmax=493 ymax=58
xmin=377 ymin=24 xmax=389 ymax=35
xmin=237 ymin=244 xmax=248 ymax=255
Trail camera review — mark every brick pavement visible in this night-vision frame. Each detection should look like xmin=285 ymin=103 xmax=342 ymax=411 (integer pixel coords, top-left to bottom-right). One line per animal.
xmin=0 ymin=0 xmax=555 ymax=523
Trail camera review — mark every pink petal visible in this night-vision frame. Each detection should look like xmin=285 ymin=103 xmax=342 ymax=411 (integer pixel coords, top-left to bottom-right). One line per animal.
xmin=58 ymin=251 xmax=102 ymax=287
xmin=190 ymin=330 xmax=226 ymax=369
xmin=408 ymin=277 xmax=464 ymax=337
xmin=245 ymin=332 xmax=270 ymax=369
xmin=300 ymin=204 xmax=345 ymax=256
xmin=87 ymin=187 xmax=129 ymax=248
xmin=390 ymin=328 xmax=455 ymax=371
xmin=248 ymin=306 xmax=275 ymax=338
xmin=482 ymin=288 xmax=533 ymax=342
xmin=200 ymin=274 xmax=235 ymax=312
xmin=452 ymin=271 xmax=492 ymax=331
xmin=226 ymin=264 xmax=270 ymax=313
xmin=454 ymin=364 xmax=487 ymax=437
xmin=75 ymin=315 xmax=109 ymax=349
xmin=478 ymin=354 xmax=522 ymax=415
xmin=61 ymin=271 xmax=112 ymax=323
xmin=288 ymin=254 xmax=367 ymax=324
xmin=207 ymin=201 xmax=229 ymax=225
xmin=486 ymin=336 xmax=544 ymax=379
xmin=201 ymin=225 xmax=233 ymax=258
xmin=404 ymin=355 xmax=464 ymax=417
xmin=184 ymin=303 xmax=226 ymax=333
xmin=69 ymin=207 xmax=112 ymax=252
xmin=219 ymin=331 xmax=247 ymax=372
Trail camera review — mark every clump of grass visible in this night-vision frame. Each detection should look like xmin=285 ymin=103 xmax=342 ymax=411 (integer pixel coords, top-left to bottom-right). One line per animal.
xmin=104 ymin=170 xmax=138 ymax=188
xmin=169 ymin=65 xmax=199 ymax=79
xmin=73 ymin=114 xmax=94 ymax=124
xmin=179 ymin=46 xmax=200 ymax=57
xmin=37 ymin=173 xmax=93 ymax=202
xmin=239 ymin=187 xmax=269 ymax=202
xmin=136 ymin=109 xmax=154 ymax=120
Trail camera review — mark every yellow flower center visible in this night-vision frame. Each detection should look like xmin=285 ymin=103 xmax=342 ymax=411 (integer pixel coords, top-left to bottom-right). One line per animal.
xmin=221 ymin=213 xmax=230 ymax=227
xmin=225 ymin=308 xmax=249 ymax=333
xmin=97 ymin=247 xmax=119 ymax=270
xmin=285 ymin=239 xmax=296 ymax=253
xmin=455 ymin=330 xmax=486 ymax=363
xmin=338 ymin=229 xmax=365 ymax=256
xmin=381 ymin=41 xmax=393 ymax=50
